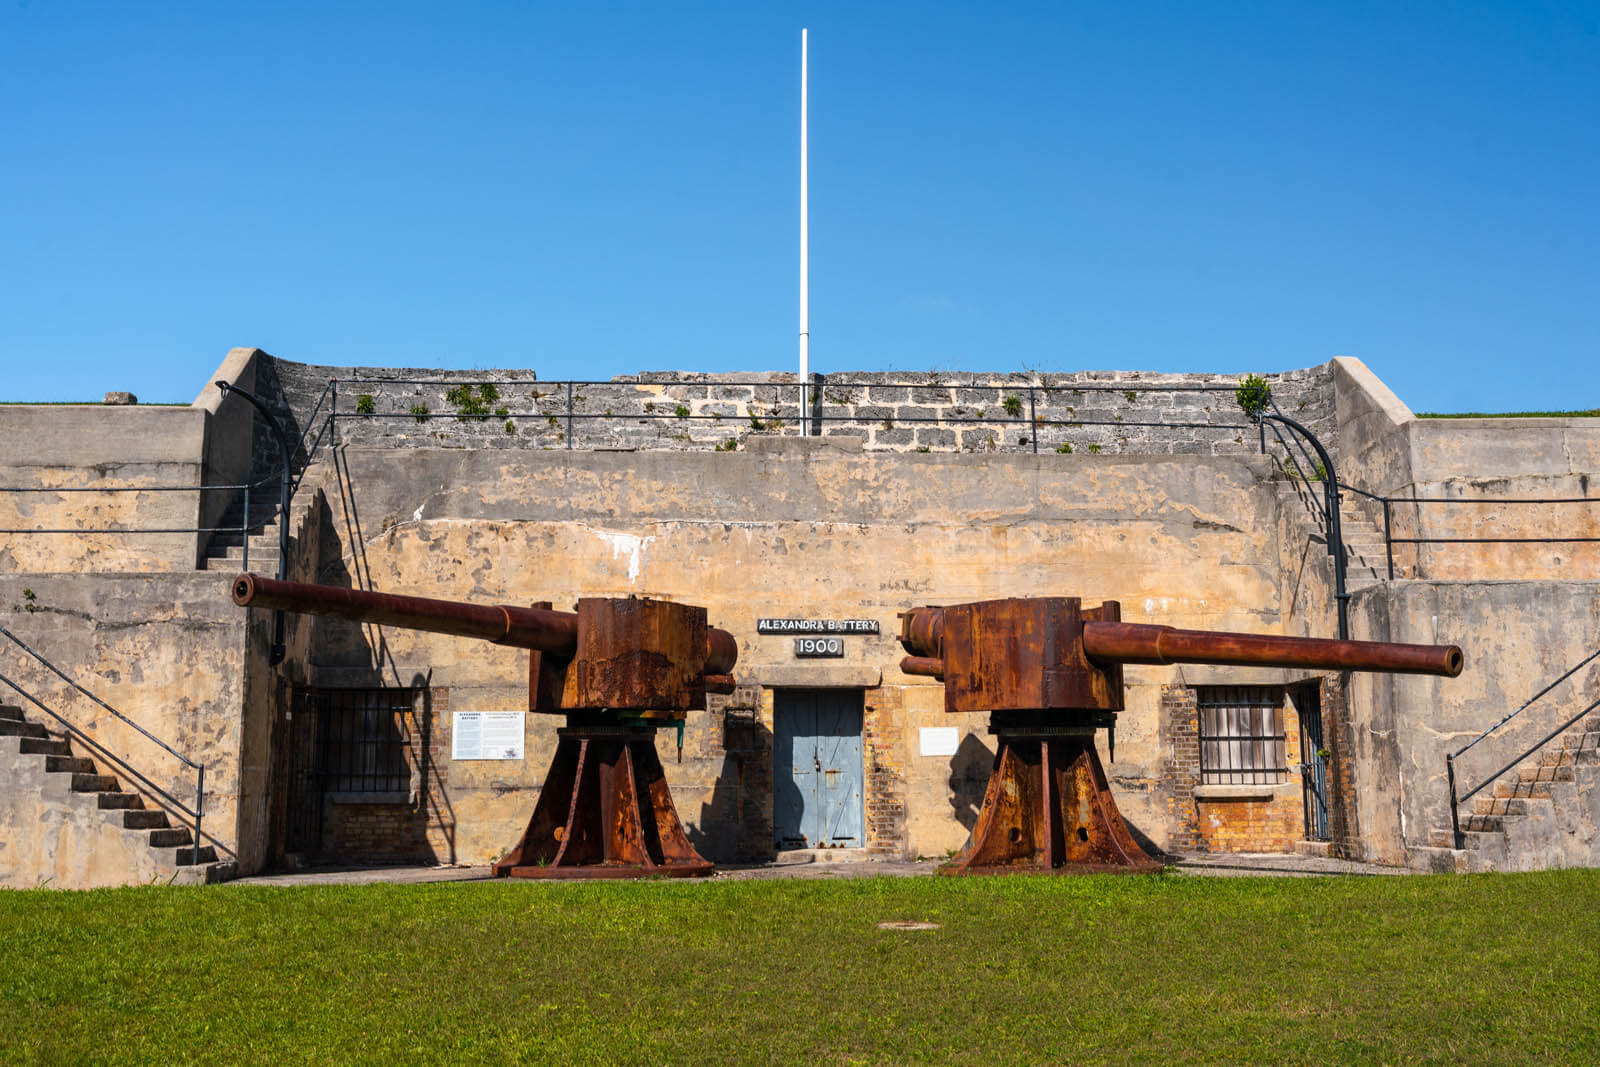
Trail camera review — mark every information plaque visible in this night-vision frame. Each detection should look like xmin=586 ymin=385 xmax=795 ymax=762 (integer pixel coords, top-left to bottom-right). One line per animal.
xmin=452 ymin=711 xmax=525 ymax=761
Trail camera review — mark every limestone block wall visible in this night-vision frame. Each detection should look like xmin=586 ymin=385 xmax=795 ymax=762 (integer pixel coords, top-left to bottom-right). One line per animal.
xmin=0 ymin=406 xmax=210 ymax=572
xmin=1344 ymin=579 xmax=1600 ymax=865
xmin=1334 ymin=358 xmax=1600 ymax=581
xmin=271 ymin=439 xmax=1304 ymax=862
xmin=0 ymin=573 xmax=266 ymax=873
xmin=259 ymin=355 xmax=1334 ymax=460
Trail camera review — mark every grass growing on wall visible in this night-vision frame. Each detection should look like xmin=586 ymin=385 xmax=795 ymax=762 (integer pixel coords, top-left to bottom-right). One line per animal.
xmin=1417 ymin=409 xmax=1600 ymax=418
xmin=2 ymin=871 xmax=1598 ymax=1063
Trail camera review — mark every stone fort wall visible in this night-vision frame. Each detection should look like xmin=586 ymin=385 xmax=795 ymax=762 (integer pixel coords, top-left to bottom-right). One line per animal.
xmin=255 ymin=356 xmax=1335 ymax=465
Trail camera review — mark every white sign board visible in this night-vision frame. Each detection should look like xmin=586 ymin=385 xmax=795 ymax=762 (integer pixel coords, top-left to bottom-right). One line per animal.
xmin=919 ymin=726 xmax=960 ymax=757
xmin=452 ymin=711 xmax=526 ymax=761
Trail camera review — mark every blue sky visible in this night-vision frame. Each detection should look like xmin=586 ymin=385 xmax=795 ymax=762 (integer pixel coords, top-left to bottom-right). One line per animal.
xmin=3 ymin=2 xmax=1596 ymax=410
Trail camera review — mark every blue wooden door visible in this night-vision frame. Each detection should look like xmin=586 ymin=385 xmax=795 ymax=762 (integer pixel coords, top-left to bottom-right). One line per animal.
xmin=774 ymin=689 xmax=864 ymax=849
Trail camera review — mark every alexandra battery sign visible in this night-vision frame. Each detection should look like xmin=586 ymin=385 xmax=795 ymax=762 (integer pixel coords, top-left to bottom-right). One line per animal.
xmin=756 ymin=618 xmax=880 ymax=634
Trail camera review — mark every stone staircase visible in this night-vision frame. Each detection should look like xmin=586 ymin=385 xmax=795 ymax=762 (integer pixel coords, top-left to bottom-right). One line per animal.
xmin=1278 ymin=481 xmax=1393 ymax=592
xmin=1408 ymin=711 xmax=1600 ymax=873
xmin=201 ymin=493 xmax=282 ymax=573
xmin=0 ymin=702 xmax=236 ymax=887
xmin=1334 ymin=499 xmax=1393 ymax=591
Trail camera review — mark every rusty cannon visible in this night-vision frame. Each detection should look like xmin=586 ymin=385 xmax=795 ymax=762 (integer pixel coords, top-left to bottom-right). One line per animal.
xmin=900 ymin=597 xmax=1463 ymax=875
xmin=232 ymin=573 xmax=736 ymax=879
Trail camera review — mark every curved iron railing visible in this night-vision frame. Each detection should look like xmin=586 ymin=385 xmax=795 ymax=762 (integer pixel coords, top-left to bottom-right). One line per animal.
xmin=1255 ymin=399 xmax=1349 ymax=640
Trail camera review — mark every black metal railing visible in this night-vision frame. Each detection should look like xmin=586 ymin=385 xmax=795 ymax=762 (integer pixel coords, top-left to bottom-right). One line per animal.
xmin=1254 ymin=398 xmax=1350 ymax=638
xmin=0 ymin=478 xmax=283 ymax=572
xmin=1445 ymin=644 xmax=1600 ymax=848
xmin=0 ymin=622 xmax=227 ymax=863
xmin=1336 ymin=485 xmax=1600 ymax=581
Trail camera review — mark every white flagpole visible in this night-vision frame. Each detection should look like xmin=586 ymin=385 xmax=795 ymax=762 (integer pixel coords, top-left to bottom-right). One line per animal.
xmin=799 ymin=28 xmax=810 ymax=435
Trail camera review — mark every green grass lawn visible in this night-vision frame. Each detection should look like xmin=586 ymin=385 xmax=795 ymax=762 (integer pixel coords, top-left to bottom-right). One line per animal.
xmin=3 ymin=870 xmax=1597 ymax=1064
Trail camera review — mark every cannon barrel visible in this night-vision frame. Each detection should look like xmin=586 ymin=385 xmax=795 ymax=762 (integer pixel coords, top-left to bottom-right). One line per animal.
xmin=898 ymin=603 xmax=1462 ymax=679
xmin=232 ymin=574 xmax=738 ymax=673
xmin=1080 ymin=621 xmax=1463 ymax=677
xmin=233 ymin=573 xmax=580 ymax=651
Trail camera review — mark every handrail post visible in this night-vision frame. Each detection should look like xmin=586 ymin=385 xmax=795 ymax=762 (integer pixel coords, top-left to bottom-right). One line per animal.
xmin=194 ymin=763 xmax=205 ymax=866
xmin=1383 ymin=498 xmax=1395 ymax=580
xmin=241 ymin=482 xmax=250 ymax=573
xmin=1029 ymin=386 xmax=1038 ymax=454
xmin=1446 ymin=753 xmax=1463 ymax=849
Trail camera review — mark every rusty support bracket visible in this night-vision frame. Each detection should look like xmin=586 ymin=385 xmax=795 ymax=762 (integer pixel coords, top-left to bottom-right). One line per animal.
xmin=493 ymin=719 xmax=713 ymax=880
xmin=942 ymin=716 xmax=1159 ymax=875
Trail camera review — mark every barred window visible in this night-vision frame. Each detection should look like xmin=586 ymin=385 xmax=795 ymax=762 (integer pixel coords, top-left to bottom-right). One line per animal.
xmin=294 ymin=687 xmax=414 ymax=794
xmin=1196 ymin=685 xmax=1287 ymax=785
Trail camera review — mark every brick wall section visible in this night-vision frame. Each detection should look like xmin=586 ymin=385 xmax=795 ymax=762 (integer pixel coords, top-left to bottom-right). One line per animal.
xmin=1193 ymin=795 xmax=1304 ymax=852
xmin=863 ymin=689 xmax=907 ymax=857
xmin=1165 ymin=684 xmax=1318 ymax=854
xmin=1192 ymin=696 xmax=1307 ymax=853
xmin=1161 ymin=685 xmax=1204 ymax=852
xmin=260 ymin=357 xmax=1335 ymax=463
xmin=320 ymin=687 xmax=454 ymax=864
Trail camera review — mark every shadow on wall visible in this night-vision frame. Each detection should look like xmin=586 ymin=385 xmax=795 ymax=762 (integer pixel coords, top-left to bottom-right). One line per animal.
xmin=949 ymin=733 xmax=994 ymax=831
xmin=689 ymin=709 xmax=774 ymax=864
xmin=272 ymin=490 xmax=457 ymax=869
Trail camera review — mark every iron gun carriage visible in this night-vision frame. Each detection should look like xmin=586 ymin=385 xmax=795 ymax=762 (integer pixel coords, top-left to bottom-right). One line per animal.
xmin=899 ymin=596 xmax=1462 ymax=873
xmin=233 ymin=573 xmax=736 ymax=878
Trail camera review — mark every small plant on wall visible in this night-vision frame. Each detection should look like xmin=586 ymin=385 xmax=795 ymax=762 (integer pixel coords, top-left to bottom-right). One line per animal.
xmin=446 ymin=384 xmax=499 ymax=422
xmin=1235 ymin=374 xmax=1272 ymax=418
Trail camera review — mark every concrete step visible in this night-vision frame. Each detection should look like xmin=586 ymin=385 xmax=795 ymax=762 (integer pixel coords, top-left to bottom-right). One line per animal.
xmin=170 ymin=845 xmax=218 ymax=866
xmin=44 ymin=755 xmax=97 ymax=775
xmin=1426 ymin=827 xmax=1509 ymax=866
xmin=204 ymin=529 xmax=279 ymax=555
xmin=118 ymin=809 xmax=170 ymax=830
xmin=70 ymin=772 xmax=118 ymax=792
xmin=1462 ymin=813 xmax=1508 ymax=833
xmin=1537 ymin=746 xmax=1600 ymax=767
xmin=148 ymin=828 xmax=193 ymax=848
xmin=1516 ymin=764 xmax=1576 ymax=784
xmin=20 ymin=738 xmax=71 ymax=756
xmin=1560 ymin=731 xmax=1600 ymax=752
xmin=1494 ymin=777 xmax=1576 ymax=800
xmin=96 ymin=792 xmax=143 ymax=811
xmin=1408 ymin=844 xmax=1475 ymax=874
xmin=169 ymin=860 xmax=236 ymax=885
xmin=0 ymin=704 xmax=24 ymax=721
xmin=1472 ymin=796 xmax=1538 ymax=817
xmin=0 ymin=720 xmax=49 ymax=739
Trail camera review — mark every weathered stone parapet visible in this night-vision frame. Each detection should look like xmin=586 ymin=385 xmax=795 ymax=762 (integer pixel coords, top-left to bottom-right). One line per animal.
xmin=260 ymin=356 xmax=1336 ymax=462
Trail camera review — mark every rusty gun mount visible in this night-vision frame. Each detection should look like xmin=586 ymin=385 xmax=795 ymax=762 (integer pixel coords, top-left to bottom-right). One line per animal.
xmin=232 ymin=574 xmax=737 ymax=879
xmin=900 ymin=597 xmax=1463 ymax=875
